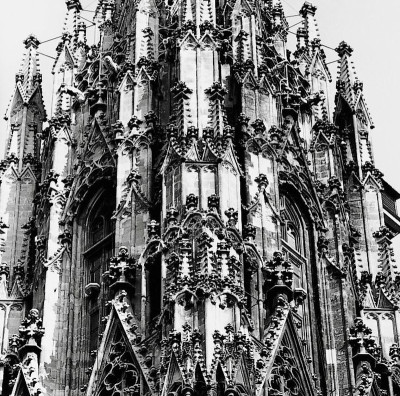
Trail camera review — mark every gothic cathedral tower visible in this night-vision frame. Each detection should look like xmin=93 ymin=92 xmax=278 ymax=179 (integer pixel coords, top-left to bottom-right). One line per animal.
xmin=1 ymin=1 xmax=400 ymax=396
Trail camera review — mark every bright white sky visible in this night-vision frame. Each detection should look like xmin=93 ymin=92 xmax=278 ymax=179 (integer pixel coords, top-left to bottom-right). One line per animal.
xmin=1 ymin=0 xmax=400 ymax=251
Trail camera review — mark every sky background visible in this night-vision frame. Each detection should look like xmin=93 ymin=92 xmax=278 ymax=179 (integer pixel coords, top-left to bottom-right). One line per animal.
xmin=1 ymin=0 xmax=400 ymax=252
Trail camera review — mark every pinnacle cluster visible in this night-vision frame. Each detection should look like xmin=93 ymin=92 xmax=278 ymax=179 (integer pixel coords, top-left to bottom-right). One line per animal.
xmin=0 ymin=1 xmax=399 ymax=396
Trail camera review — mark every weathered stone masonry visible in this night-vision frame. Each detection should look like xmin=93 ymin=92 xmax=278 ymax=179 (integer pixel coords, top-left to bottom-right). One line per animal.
xmin=1 ymin=1 xmax=400 ymax=396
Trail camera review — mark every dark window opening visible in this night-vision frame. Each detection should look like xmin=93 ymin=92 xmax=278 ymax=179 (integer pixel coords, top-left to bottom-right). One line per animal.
xmin=89 ymin=309 xmax=100 ymax=352
xmin=83 ymin=191 xmax=115 ymax=353
xmin=147 ymin=255 xmax=162 ymax=327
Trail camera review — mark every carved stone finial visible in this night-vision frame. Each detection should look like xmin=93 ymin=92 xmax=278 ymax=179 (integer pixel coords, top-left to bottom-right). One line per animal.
xmin=186 ymin=126 xmax=199 ymax=140
xmin=207 ymin=194 xmax=220 ymax=212
xmin=225 ymin=208 xmax=238 ymax=227
xmin=144 ymin=111 xmax=158 ymax=128
xmin=103 ymin=246 xmax=137 ymax=295
xmin=0 ymin=263 xmax=9 ymax=278
xmin=251 ymin=119 xmax=266 ymax=135
xmin=171 ymin=81 xmax=193 ymax=99
xmin=263 ymin=252 xmax=293 ymax=304
xmin=268 ymin=126 xmax=285 ymax=148
xmin=23 ymin=35 xmax=40 ymax=49
xmin=237 ymin=113 xmax=250 ymax=128
xmin=299 ymin=2 xmax=317 ymax=17
xmin=166 ymin=207 xmax=179 ymax=226
xmin=66 ymin=0 xmax=83 ymax=11
xmin=349 ymin=317 xmax=377 ymax=366
xmin=317 ymin=235 xmax=329 ymax=256
xmin=243 ymin=224 xmax=257 ymax=242
xmin=185 ymin=194 xmax=199 ymax=211
xmin=336 ymin=41 xmax=353 ymax=57
xmin=147 ymin=220 xmax=160 ymax=240
xmin=205 ymin=82 xmax=227 ymax=101
xmin=389 ymin=344 xmax=400 ymax=364
xmin=9 ymin=334 xmax=22 ymax=354
xmin=18 ymin=309 xmax=45 ymax=355
xmin=255 ymin=174 xmax=269 ymax=190
xmin=296 ymin=27 xmax=307 ymax=48
xmin=327 ymin=176 xmax=342 ymax=191
xmin=128 ymin=116 xmax=143 ymax=130
xmin=373 ymin=226 xmax=393 ymax=240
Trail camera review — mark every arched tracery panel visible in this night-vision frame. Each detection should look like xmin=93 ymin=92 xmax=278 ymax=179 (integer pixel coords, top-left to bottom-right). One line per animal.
xmin=82 ymin=190 xmax=116 ymax=352
xmin=278 ymin=192 xmax=319 ymax=372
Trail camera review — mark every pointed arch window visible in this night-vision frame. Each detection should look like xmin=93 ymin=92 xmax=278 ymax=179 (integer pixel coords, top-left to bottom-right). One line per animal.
xmin=280 ymin=196 xmax=303 ymax=255
xmin=83 ymin=192 xmax=115 ymax=352
xmin=279 ymin=194 xmax=313 ymax=362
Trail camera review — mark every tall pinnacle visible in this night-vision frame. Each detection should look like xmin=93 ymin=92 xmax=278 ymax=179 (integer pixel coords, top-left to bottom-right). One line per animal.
xmin=335 ymin=41 xmax=360 ymax=110
xmin=299 ymin=2 xmax=320 ymax=47
xmin=16 ymin=35 xmax=42 ymax=100
xmin=64 ymin=0 xmax=83 ymax=35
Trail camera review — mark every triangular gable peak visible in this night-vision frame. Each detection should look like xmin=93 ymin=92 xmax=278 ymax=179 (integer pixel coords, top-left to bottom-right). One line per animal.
xmin=118 ymin=70 xmax=136 ymax=93
xmin=14 ymin=83 xmax=31 ymax=106
xmin=52 ymin=43 xmax=76 ymax=74
xmin=232 ymin=0 xmax=254 ymax=16
xmin=64 ymin=121 xmax=116 ymax=216
xmin=362 ymin=288 xmax=376 ymax=309
xmin=26 ymin=87 xmax=46 ymax=121
xmin=86 ymin=304 xmax=156 ymax=396
xmin=362 ymin=173 xmax=382 ymax=193
xmin=89 ymin=119 xmax=117 ymax=167
xmin=135 ymin=66 xmax=153 ymax=83
xmin=333 ymin=91 xmax=353 ymax=127
xmin=309 ymin=127 xmax=330 ymax=152
xmin=232 ymin=353 xmax=253 ymax=393
xmin=255 ymin=311 xmax=317 ymax=396
xmin=19 ymin=166 xmax=37 ymax=183
xmin=185 ymin=143 xmax=200 ymax=161
xmin=161 ymin=352 xmax=185 ymax=396
xmin=7 ymin=86 xmax=25 ymax=122
xmin=309 ymin=48 xmax=332 ymax=82
xmin=258 ymin=74 xmax=275 ymax=96
xmin=7 ymin=76 xmax=44 ymax=121
xmin=199 ymin=33 xmax=217 ymax=50
xmin=178 ymin=31 xmax=199 ymax=50
xmin=9 ymin=278 xmax=24 ymax=299
xmin=10 ymin=370 xmax=31 ymax=396
xmin=219 ymin=143 xmax=244 ymax=177
xmin=2 ymin=165 xmax=20 ymax=183
xmin=56 ymin=123 xmax=73 ymax=144
xmin=241 ymin=70 xmax=259 ymax=89
xmin=346 ymin=171 xmax=363 ymax=190
xmin=354 ymin=94 xmax=374 ymax=130
xmin=201 ymin=143 xmax=219 ymax=162
xmin=376 ymin=288 xmax=396 ymax=310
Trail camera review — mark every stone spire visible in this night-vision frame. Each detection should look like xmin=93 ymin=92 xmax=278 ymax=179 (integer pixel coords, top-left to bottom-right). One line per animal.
xmin=0 ymin=36 xmax=44 ymax=295
xmin=51 ymin=0 xmax=86 ymax=115
xmin=63 ymin=0 xmax=83 ymax=38
xmin=16 ymin=35 xmax=42 ymax=100
xmin=3 ymin=34 xmax=44 ymax=146
xmin=299 ymin=2 xmax=319 ymax=48
xmin=335 ymin=40 xmax=373 ymax=124
xmin=14 ymin=309 xmax=45 ymax=396
xmin=335 ymin=41 xmax=359 ymax=110
xmin=335 ymin=41 xmax=375 ymax=168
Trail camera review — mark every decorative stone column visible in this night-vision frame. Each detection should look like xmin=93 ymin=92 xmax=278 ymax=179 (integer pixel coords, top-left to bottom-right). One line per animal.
xmin=263 ymin=251 xmax=294 ymax=309
xmin=349 ymin=317 xmax=377 ymax=395
xmin=17 ymin=309 xmax=45 ymax=395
